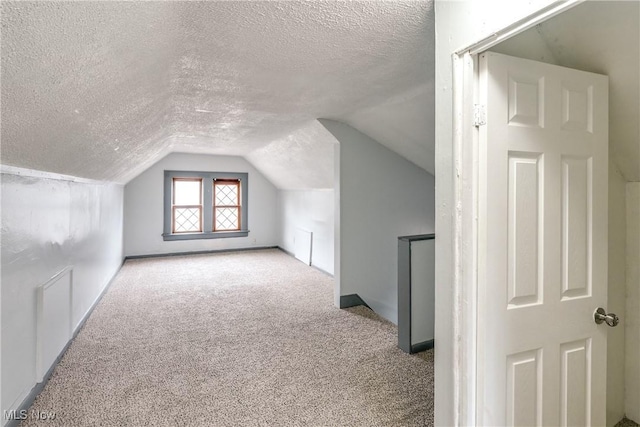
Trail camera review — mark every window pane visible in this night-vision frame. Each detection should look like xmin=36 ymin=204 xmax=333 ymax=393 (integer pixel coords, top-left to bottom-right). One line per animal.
xmin=174 ymin=207 xmax=201 ymax=232
xmin=174 ymin=180 xmax=201 ymax=205
xmin=215 ymin=183 xmax=239 ymax=206
xmin=215 ymin=207 xmax=239 ymax=231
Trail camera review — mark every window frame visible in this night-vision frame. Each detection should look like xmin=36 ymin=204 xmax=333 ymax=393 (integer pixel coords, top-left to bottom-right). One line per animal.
xmin=213 ymin=179 xmax=242 ymax=232
xmin=171 ymin=177 xmax=203 ymax=234
xmin=163 ymin=171 xmax=249 ymax=241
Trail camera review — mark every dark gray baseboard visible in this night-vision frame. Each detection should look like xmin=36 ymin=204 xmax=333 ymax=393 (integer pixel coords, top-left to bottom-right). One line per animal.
xmin=278 ymin=246 xmax=295 ymax=257
xmin=4 ymin=259 xmax=125 ymax=427
xmin=339 ymin=294 xmax=370 ymax=309
xmin=410 ymin=339 xmax=434 ymax=354
xmin=125 ymin=246 xmax=278 ymax=260
xmin=276 ymin=247 xmax=334 ymax=277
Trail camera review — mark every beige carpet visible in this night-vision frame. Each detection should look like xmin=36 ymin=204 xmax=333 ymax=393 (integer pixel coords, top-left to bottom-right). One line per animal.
xmin=616 ymin=417 xmax=640 ymax=427
xmin=22 ymin=249 xmax=434 ymax=426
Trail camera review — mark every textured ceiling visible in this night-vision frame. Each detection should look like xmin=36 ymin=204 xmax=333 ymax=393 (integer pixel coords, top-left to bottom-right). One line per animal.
xmin=1 ymin=1 xmax=435 ymax=188
xmin=492 ymin=0 xmax=640 ymax=181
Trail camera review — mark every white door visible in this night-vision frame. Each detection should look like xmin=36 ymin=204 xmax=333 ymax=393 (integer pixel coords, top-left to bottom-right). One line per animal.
xmin=478 ymin=52 xmax=609 ymax=426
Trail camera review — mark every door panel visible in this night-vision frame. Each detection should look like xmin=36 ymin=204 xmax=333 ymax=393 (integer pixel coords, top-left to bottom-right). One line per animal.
xmin=478 ymin=52 xmax=608 ymax=426
xmin=508 ymin=152 xmax=543 ymax=308
xmin=562 ymin=156 xmax=592 ymax=300
xmin=506 ymin=349 xmax=543 ymax=426
xmin=560 ymin=338 xmax=591 ymax=427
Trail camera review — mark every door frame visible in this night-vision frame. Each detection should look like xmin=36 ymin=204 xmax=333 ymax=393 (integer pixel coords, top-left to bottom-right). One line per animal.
xmin=446 ymin=1 xmax=585 ymax=425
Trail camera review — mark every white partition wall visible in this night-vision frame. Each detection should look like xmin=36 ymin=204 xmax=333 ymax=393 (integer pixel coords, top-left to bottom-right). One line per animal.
xmin=411 ymin=238 xmax=435 ymax=346
xmin=277 ymin=190 xmax=334 ymax=275
xmin=294 ymin=228 xmax=312 ymax=265
xmin=321 ymin=119 xmax=435 ymax=324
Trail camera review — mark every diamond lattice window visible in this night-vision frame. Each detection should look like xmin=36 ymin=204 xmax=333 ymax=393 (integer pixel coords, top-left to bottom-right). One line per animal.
xmin=172 ymin=178 xmax=202 ymax=233
xmin=214 ymin=180 xmax=240 ymax=231
xmin=174 ymin=207 xmax=201 ymax=232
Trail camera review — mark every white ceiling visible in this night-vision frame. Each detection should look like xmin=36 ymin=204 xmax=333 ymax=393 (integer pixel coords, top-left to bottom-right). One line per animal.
xmin=1 ymin=1 xmax=435 ymax=188
xmin=491 ymin=0 xmax=640 ymax=181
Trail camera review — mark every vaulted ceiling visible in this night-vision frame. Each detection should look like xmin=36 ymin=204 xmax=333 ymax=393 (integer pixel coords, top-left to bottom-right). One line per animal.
xmin=1 ymin=1 xmax=435 ymax=188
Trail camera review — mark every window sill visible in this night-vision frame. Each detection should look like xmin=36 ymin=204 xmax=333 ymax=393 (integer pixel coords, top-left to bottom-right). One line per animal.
xmin=162 ymin=231 xmax=249 ymax=241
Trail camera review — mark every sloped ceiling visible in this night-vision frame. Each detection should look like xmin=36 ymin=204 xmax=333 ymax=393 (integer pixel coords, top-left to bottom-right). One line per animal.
xmin=1 ymin=1 xmax=435 ymax=188
xmin=343 ymin=82 xmax=434 ymax=175
xmin=491 ymin=0 xmax=640 ymax=181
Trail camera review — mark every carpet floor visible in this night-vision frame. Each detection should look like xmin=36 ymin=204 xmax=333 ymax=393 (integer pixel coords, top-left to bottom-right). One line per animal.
xmin=22 ymin=249 xmax=434 ymax=426
xmin=616 ymin=417 xmax=640 ymax=427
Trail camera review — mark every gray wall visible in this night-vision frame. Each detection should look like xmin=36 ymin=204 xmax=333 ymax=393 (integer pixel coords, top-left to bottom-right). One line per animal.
xmin=124 ymin=153 xmax=279 ymax=257
xmin=626 ymin=182 xmax=640 ymax=423
xmin=321 ymin=120 xmax=435 ymax=324
xmin=608 ymin=163 xmax=628 ymax=425
xmin=1 ymin=169 xmax=124 ymax=421
xmin=277 ymin=190 xmax=334 ymax=275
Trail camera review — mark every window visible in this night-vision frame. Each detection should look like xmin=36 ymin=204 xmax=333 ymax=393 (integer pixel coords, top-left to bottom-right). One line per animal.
xmin=214 ymin=180 xmax=241 ymax=231
xmin=163 ymin=171 xmax=248 ymax=241
xmin=172 ymin=178 xmax=203 ymax=233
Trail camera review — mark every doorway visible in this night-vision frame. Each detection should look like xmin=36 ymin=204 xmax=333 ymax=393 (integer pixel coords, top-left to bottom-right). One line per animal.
xmin=443 ymin=1 xmax=639 ymax=425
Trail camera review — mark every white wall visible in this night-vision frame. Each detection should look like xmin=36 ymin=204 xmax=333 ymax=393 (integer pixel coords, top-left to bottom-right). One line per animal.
xmin=1 ymin=168 xmax=124 ymax=423
xmin=626 ymin=182 xmax=640 ymax=423
xmin=124 ymin=153 xmax=278 ymax=257
xmin=277 ymin=190 xmax=334 ymax=275
xmin=320 ymin=119 xmax=435 ymax=324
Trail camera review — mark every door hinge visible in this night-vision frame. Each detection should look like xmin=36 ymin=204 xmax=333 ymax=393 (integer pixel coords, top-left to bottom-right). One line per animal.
xmin=473 ymin=104 xmax=486 ymax=127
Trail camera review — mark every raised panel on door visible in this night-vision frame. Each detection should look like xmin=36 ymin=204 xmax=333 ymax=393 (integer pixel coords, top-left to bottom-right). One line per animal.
xmin=562 ymin=156 xmax=592 ymax=300
xmin=508 ymin=152 xmax=543 ymax=308
xmin=506 ymin=348 xmax=543 ymax=426
xmin=560 ymin=339 xmax=592 ymax=427
xmin=561 ymin=83 xmax=594 ymax=133
xmin=508 ymin=75 xmax=545 ymax=128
